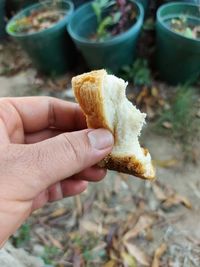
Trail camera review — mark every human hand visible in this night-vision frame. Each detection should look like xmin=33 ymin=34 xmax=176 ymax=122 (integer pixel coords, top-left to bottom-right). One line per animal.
xmin=0 ymin=97 xmax=114 ymax=247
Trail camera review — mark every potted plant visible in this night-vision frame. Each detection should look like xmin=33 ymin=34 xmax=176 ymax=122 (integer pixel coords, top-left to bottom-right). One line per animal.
xmin=0 ymin=0 xmax=6 ymax=40
xmin=67 ymin=0 xmax=144 ymax=73
xmin=6 ymin=0 xmax=75 ymax=76
xmin=156 ymin=2 xmax=200 ymax=85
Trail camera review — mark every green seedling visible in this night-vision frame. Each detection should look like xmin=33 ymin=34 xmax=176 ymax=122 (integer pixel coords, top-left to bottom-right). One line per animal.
xmin=92 ymin=0 xmax=115 ymax=23
xmin=170 ymin=15 xmax=198 ymax=39
xmin=97 ymin=12 xmax=121 ymax=40
xmin=91 ymin=0 xmax=135 ymax=41
xmin=121 ymin=58 xmax=152 ymax=86
xmin=12 ymin=223 xmax=31 ymax=248
xmin=42 ymin=245 xmax=61 ymax=265
xmin=156 ymin=85 xmax=199 ymax=161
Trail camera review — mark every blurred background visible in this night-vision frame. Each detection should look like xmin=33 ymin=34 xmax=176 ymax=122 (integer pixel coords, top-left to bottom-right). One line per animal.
xmin=0 ymin=0 xmax=200 ymax=266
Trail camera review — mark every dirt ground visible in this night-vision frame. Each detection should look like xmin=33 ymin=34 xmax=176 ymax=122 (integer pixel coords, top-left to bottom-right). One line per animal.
xmin=0 ymin=40 xmax=200 ymax=267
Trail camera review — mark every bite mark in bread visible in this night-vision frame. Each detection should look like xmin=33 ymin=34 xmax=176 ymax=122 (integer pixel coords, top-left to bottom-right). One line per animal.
xmin=72 ymin=70 xmax=155 ymax=180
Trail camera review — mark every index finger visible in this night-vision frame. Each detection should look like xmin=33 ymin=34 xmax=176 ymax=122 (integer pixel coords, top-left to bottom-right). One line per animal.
xmin=7 ymin=96 xmax=87 ymax=133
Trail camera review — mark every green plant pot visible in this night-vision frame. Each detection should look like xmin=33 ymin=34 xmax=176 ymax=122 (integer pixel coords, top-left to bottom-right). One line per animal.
xmin=180 ymin=0 xmax=200 ymax=3
xmin=0 ymin=0 xmax=6 ymax=40
xmin=67 ymin=0 xmax=144 ymax=73
xmin=156 ymin=2 xmax=200 ymax=85
xmin=6 ymin=0 xmax=75 ymax=76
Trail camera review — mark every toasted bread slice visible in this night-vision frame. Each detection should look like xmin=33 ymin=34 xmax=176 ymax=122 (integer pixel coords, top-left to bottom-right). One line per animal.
xmin=72 ymin=69 xmax=155 ymax=180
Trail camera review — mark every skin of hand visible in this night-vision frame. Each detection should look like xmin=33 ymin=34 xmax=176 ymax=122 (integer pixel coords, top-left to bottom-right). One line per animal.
xmin=0 ymin=96 xmax=114 ymax=247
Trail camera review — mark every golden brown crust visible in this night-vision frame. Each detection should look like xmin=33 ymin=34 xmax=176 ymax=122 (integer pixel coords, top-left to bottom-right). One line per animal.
xmin=72 ymin=70 xmax=155 ymax=180
xmin=72 ymin=69 xmax=111 ymax=130
xmin=98 ymin=154 xmax=149 ymax=179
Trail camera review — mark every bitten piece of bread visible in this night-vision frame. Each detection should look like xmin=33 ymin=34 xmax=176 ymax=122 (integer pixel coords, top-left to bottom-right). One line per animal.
xmin=72 ymin=70 xmax=155 ymax=180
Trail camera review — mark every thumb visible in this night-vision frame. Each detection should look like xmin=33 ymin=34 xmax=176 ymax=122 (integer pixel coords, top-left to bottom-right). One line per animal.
xmin=29 ymin=128 xmax=114 ymax=188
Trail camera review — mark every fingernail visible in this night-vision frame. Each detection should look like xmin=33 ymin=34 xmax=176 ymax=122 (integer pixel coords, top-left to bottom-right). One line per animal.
xmin=88 ymin=129 xmax=114 ymax=150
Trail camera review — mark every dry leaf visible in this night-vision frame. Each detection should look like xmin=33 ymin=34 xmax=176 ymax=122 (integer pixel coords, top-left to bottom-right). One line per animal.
xmin=151 ymin=243 xmax=167 ymax=267
xmin=34 ymin=230 xmax=50 ymax=246
xmin=81 ymin=220 xmax=108 ymax=235
xmin=121 ymin=252 xmax=137 ymax=267
xmin=136 ymin=87 xmax=148 ymax=105
xmin=109 ymin=249 xmax=119 ymax=261
xmin=73 ymin=247 xmax=84 ymax=267
xmin=158 ymin=99 xmax=165 ymax=106
xmin=56 ymin=78 xmax=68 ymax=90
xmin=152 ymin=183 xmax=167 ymax=201
xmin=124 ymin=242 xmax=150 ymax=266
xmin=146 ymin=105 xmax=155 ymax=119
xmin=103 ymin=260 xmax=116 ymax=267
xmin=91 ymin=241 xmax=107 ymax=253
xmin=162 ymin=121 xmax=173 ymax=129
xmin=153 ymin=159 xmax=178 ymax=168
xmin=151 ymin=87 xmax=159 ymax=97
xmin=163 ymin=194 xmax=192 ymax=209
xmin=123 ymin=214 xmax=155 ymax=241
xmin=75 ymin=195 xmax=82 ymax=216
xmin=94 ymin=202 xmax=116 ymax=213
xmin=176 ymin=194 xmax=192 ymax=209
xmin=145 ymin=227 xmax=154 ymax=241
xmin=47 ymin=233 xmax=63 ymax=250
xmin=196 ymin=109 xmax=200 ymax=118
xmin=112 ymin=237 xmax=120 ymax=251
xmin=50 ymin=207 xmax=67 ymax=218
xmin=188 ymin=182 xmax=200 ymax=199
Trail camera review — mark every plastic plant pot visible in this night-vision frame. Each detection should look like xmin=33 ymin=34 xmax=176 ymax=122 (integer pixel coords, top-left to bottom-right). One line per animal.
xmin=156 ymin=2 xmax=200 ymax=84
xmin=6 ymin=0 xmax=75 ymax=76
xmin=181 ymin=0 xmax=200 ymax=3
xmin=67 ymin=0 xmax=144 ymax=73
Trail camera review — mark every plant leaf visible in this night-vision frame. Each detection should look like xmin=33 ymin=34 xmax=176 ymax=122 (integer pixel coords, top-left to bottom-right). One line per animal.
xmin=121 ymin=252 xmax=137 ymax=267
xmin=151 ymin=243 xmax=167 ymax=267
xmin=123 ymin=214 xmax=156 ymax=241
xmin=103 ymin=260 xmax=116 ymax=267
xmin=163 ymin=194 xmax=192 ymax=209
xmin=97 ymin=16 xmax=113 ymax=38
xmin=162 ymin=121 xmax=173 ymax=129
xmin=112 ymin=12 xmax=121 ymax=24
xmin=124 ymin=242 xmax=150 ymax=266
xmin=152 ymin=183 xmax=167 ymax=201
xmin=153 ymin=159 xmax=178 ymax=168
xmin=81 ymin=220 xmax=108 ymax=235
xmin=92 ymin=2 xmax=101 ymax=23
